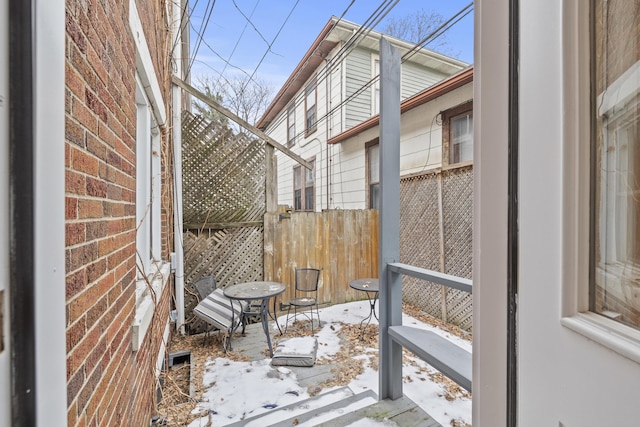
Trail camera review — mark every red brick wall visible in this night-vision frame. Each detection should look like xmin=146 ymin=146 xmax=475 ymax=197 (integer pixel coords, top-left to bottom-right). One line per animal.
xmin=65 ymin=0 xmax=174 ymax=425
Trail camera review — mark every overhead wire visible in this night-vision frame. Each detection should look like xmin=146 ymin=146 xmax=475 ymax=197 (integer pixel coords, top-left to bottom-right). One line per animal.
xmin=215 ymin=0 xmax=262 ymax=92
xmin=270 ymin=2 xmax=473 ymax=146
xmin=187 ymin=0 xmax=217 ymax=77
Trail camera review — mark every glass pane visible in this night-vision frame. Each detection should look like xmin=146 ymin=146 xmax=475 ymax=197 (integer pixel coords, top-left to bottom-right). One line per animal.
xmin=370 ymin=183 xmax=380 ymax=209
xmin=294 ymin=189 xmax=302 ymax=211
xmin=305 ymin=187 xmax=314 ymax=211
xmin=591 ymin=0 xmax=640 ymax=329
xmin=369 ymin=144 xmax=379 ymax=183
xmin=452 ymin=114 xmax=473 ymax=163
xmin=293 ymin=167 xmax=301 ymax=190
xmin=305 ymin=161 xmax=314 ymax=183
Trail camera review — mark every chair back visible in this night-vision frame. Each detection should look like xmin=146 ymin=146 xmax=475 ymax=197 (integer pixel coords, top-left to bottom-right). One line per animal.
xmin=193 ymin=275 xmax=217 ymax=300
xmin=295 ymin=268 xmax=321 ymax=293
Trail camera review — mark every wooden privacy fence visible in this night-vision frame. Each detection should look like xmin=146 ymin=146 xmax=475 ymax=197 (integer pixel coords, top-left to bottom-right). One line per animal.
xmin=264 ymin=209 xmax=379 ymax=308
xmin=400 ymin=165 xmax=473 ymax=330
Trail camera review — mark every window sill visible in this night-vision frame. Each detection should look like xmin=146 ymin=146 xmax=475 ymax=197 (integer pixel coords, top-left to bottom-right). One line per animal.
xmin=132 ymin=261 xmax=171 ymax=351
xmin=561 ymin=312 xmax=640 ymax=364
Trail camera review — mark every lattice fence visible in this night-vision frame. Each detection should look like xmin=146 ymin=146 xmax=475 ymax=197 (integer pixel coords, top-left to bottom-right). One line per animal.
xmin=181 ymin=111 xmax=266 ymax=334
xmin=399 ymin=165 xmax=473 ymax=331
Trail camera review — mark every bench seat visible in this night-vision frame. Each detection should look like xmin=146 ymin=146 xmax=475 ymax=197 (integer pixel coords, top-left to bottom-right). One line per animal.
xmin=388 ymin=325 xmax=472 ymax=392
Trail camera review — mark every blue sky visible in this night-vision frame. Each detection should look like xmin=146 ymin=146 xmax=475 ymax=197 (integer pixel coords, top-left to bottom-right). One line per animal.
xmin=187 ymin=0 xmax=474 ymax=90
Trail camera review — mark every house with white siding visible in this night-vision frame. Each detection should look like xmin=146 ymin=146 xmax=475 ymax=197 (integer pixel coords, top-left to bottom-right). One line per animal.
xmin=256 ymin=17 xmax=469 ymax=211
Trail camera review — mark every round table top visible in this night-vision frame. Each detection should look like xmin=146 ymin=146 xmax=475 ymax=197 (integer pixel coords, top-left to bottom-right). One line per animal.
xmin=349 ymin=278 xmax=379 ymax=292
xmin=223 ymin=281 xmax=286 ymax=300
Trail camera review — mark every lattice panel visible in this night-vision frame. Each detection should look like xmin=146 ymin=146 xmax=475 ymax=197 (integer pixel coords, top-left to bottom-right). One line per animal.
xmin=443 ymin=166 xmax=473 ymax=279
xmin=442 ymin=166 xmax=473 ymax=331
xmin=397 ymin=169 xmax=473 ymax=330
xmin=399 ymin=173 xmax=443 ymax=318
xmin=182 ymin=111 xmax=266 ymax=226
xmin=183 ymin=227 xmax=265 ymax=334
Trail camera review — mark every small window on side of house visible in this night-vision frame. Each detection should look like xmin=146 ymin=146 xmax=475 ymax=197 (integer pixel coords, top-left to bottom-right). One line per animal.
xmin=441 ymin=101 xmax=473 ymax=167
xmin=287 ymin=104 xmax=295 ymax=146
xmin=367 ymin=141 xmax=380 ymax=209
xmin=293 ymin=159 xmax=315 ymax=211
xmin=305 ymin=78 xmax=317 ymax=135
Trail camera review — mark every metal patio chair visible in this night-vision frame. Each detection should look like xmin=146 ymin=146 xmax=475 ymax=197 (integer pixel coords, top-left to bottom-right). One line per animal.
xmin=285 ymin=268 xmax=321 ymax=333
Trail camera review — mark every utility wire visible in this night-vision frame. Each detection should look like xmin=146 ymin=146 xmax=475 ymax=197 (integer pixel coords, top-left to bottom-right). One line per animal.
xmin=240 ymin=0 xmax=301 ymax=95
xmin=215 ymin=0 xmax=262 ymax=93
xmin=187 ymin=0 xmax=216 ymax=77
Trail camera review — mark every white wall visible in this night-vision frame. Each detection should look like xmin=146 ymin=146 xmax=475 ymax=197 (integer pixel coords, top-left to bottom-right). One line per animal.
xmin=517 ymin=0 xmax=640 ymax=426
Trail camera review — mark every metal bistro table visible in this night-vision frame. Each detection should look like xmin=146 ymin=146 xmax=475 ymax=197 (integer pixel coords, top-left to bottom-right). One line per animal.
xmin=349 ymin=278 xmax=379 ymax=338
xmin=223 ymin=281 xmax=286 ymax=357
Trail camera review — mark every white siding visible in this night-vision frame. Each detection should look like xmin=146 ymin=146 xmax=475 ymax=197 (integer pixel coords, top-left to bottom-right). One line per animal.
xmin=344 ymin=48 xmax=373 ymax=128
xmin=401 ymin=61 xmax=448 ymax=100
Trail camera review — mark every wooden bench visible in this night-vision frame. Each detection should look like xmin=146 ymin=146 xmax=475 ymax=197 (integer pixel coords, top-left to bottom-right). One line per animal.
xmin=388 ymin=325 xmax=472 ymax=392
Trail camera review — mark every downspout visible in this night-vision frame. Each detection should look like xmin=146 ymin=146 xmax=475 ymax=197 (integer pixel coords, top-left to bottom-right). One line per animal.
xmin=172 ymin=0 xmax=186 ymax=333
xmin=325 ymin=57 xmax=330 ymax=210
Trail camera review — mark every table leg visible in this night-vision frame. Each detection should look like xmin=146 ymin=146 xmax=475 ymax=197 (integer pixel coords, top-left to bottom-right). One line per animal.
xmin=358 ymin=291 xmax=379 ymax=339
xmin=260 ymin=298 xmax=275 ymax=357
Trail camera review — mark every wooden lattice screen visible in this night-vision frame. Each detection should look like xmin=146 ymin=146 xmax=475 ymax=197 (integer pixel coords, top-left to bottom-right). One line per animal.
xmin=400 ymin=165 xmax=473 ymax=331
xmin=181 ymin=111 xmax=267 ymax=333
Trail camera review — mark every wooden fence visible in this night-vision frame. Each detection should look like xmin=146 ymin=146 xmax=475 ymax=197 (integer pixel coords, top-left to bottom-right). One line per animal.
xmin=264 ymin=209 xmax=379 ymax=308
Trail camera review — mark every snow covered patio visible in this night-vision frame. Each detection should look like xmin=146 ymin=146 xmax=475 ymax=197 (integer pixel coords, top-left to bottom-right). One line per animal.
xmin=157 ymin=300 xmax=472 ymax=426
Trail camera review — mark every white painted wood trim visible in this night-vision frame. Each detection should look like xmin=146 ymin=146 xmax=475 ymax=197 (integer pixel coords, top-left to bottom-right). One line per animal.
xmin=132 ymin=262 xmax=171 ymax=351
xmin=129 ymin=0 xmax=167 ymax=125
xmin=34 ymin=0 xmax=67 ymax=425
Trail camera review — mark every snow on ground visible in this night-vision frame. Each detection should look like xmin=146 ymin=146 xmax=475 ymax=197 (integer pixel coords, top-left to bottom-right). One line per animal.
xmin=188 ymin=300 xmax=472 ymax=427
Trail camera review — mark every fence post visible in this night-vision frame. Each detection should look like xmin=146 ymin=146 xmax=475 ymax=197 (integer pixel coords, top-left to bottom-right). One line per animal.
xmin=378 ymin=37 xmax=403 ymax=401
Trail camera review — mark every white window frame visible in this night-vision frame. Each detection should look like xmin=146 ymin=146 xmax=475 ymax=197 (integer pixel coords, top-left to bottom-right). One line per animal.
xmin=130 ymin=0 xmax=169 ymax=351
xmin=372 ymin=54 xmax=380 ymax=116
xmin=560 ymin=0 xmax=640 ymax=364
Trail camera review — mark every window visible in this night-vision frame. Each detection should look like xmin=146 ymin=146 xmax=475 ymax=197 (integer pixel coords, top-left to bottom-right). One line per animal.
xmin=591 ymin=0 xmax=640 ymax=330
xmin=367 ymin=141 xmax=380 ymax=209
xmin=293 ymin=159 xmax=315 ymax=211
xmin=305 ymin=78 xmax=317 ymax=134
xmin=135 ymin=78 xmax=162 ymax=279
xmin=287 ymin=103 xmax=295 ymax=146
xmin=372 ymin=56 xmax=380 ymax=115
xmin=442 ymin=101 xmax=473 ymax=166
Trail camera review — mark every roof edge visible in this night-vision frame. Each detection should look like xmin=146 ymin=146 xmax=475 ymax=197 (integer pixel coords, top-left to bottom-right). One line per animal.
xmin=256 ymin=17 xmax=338 ymax=130
xmin=327 ymin=66 xmax=473 ymax=145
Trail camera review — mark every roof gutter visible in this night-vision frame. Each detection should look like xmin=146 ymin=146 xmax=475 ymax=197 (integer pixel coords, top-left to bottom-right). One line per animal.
xmin=328 ymin=66 xmax=474 ymax=145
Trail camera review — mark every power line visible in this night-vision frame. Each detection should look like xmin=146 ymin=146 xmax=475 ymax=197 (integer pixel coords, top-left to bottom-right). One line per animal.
xmin=187 ymin=0 xmax=216 ymax=77
xmin=240 ymin=0 xmax=301 ymax=95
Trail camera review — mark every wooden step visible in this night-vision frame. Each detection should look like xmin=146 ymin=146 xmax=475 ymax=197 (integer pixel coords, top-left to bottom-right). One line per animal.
xmin=315 ymin=395 xmax=442 ymax=427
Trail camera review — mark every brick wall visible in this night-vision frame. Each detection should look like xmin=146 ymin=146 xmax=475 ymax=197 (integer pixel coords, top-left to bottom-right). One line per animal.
xmin=65 ymin=0 xmax=174 ymax=425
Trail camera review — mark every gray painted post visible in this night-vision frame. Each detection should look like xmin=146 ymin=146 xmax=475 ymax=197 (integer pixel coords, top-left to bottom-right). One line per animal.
xmin=378 ymin=37 xmax=403 ymax=401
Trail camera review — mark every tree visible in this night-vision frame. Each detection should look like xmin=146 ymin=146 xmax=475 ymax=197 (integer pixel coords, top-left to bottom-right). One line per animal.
xmin=194 ymin=74 xmax=274 ymax=129
xmin=381 ymin=8 xmax=451 ymax=55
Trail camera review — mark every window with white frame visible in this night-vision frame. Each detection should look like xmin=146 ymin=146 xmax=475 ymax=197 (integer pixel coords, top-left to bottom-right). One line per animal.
xmin=442 ymin=101 xmax=473 ymax=166
xmin=135 ymin=78 xmax=162 ymax=279
xmin=305 ymin=78 xmax=317 ymax=134
xmin=367 ymin=141 xmax=380 ymax=209
xmin=293 ymin=159 xmax=315 ymax=211
xmin=591 ymin=0 xmax=640 ymax=330
xmin=372 ymin=55 xmax=380 ymax=115
xmin=287 ymin=103 xmax=295 ymax=146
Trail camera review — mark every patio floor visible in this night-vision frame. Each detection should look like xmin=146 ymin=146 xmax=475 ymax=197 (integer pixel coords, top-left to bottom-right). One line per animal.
xmin=157 ymin=301 xmax=472 ymax=427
